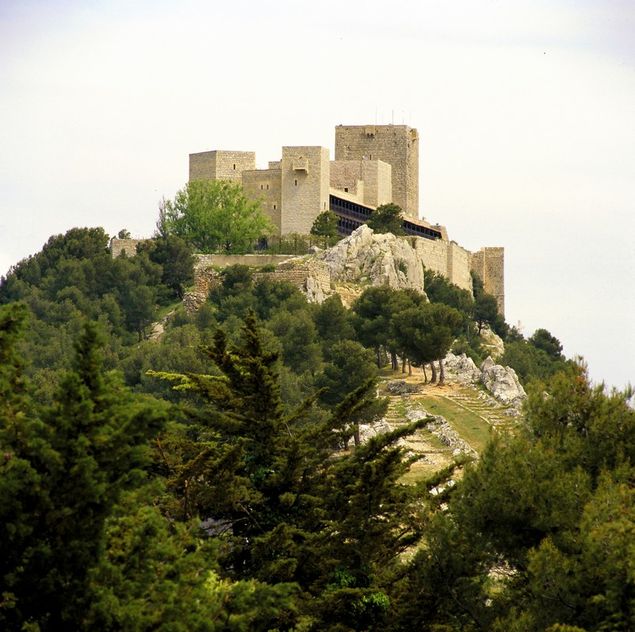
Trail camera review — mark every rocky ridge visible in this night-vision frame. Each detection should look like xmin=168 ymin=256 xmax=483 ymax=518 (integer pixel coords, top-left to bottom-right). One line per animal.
xmin=313 ymin=225 xmax=426 ymax=294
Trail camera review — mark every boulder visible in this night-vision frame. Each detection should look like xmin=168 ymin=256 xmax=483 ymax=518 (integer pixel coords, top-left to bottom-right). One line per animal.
xmin=443 ymin=352 xmax=481 ymax=384
xmin=358 ymin=418 xmax=392 ymax=444
xmin=480 ymin=356 xmax=526 ymax=408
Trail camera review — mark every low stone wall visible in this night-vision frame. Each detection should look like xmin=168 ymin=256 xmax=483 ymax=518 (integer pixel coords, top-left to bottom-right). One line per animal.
xmin=184 ymin=257 xmax=332 ymax=313
xmin=194 ymin=254 xmax=296 ymax=269
xmin=110 ymin=238 xmax=149 ymax=258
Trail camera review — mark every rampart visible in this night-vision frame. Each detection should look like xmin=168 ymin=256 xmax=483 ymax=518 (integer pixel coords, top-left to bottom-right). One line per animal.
xmin=410 ymin=237 xmax=473 ymax=294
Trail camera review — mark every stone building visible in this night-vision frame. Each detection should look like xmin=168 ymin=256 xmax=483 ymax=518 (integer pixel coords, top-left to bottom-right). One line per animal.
xmin=186 ymin=124 xmax=505 ymax=315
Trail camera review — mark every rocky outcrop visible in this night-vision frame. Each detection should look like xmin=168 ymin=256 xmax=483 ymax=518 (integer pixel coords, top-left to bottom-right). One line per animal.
xmin=358 ymin=419 xmax=392 ymax=444
xmin=480 ymin=356 xmax=526 ymax=409
xmin=442 ymin=352 xmax=526 ymax=414
xmin=443 ymin=353 xmax=482 ymax=384
xmin=480 ymin=325 xmax=505 ymax=360
xmin=313 ymin=225 xmax=426 ymax=294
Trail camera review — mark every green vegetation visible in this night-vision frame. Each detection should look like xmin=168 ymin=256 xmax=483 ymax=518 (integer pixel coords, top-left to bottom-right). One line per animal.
xmin=158 ymin=179 xmax=274 ymax=253
xmin=1 ymin=227 xmax=631 ymax=631
xmin=419 ymin=395 xmax=493 ymax=453
xmin=366 ymin=202 xmax=405 ymax=235
xmin=310 ymin=209 xmax=339 ymax=238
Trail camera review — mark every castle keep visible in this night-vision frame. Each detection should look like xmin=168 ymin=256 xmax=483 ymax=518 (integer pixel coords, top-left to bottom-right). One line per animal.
xmin=186 ymin=124 xmax=505 ymax=315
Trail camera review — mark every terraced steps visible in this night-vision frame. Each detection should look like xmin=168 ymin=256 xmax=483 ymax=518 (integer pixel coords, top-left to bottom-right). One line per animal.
xmin=377 ymin=374 xmax=524 ymax=480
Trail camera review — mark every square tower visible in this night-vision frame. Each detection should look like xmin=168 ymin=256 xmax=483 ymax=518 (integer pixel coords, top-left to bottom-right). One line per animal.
xmin=280 ymin=146 xmax=329 ymax=235
xmin=189 ymin=150 xmax=256 ymax=183
xmin=334 ymin=125 xmax=419 ymax=218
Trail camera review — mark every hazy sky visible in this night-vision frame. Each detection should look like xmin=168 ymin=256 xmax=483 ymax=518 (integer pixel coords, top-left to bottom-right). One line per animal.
xmin=1 ymin=0 xmax=633 ymax=388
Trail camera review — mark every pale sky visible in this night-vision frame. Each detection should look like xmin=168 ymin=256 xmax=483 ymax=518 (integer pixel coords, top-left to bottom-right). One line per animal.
xmin=1 ymin=0 xmax=633 ymax=389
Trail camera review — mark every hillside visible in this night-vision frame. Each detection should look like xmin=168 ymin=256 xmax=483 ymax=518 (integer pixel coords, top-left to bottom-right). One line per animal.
xmin=1 ymin=226 xmax=632 ymax=631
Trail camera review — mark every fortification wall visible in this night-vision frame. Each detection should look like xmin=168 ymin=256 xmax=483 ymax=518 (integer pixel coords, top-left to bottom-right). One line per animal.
xmin=110 ymin=238 xmax=149 ymax=258
xmin=447 ymin=242 xmax=472 ymax=290
xmin=334 ymin=125 xmax=418 ymax=217
xmin=471 ymin=247 xmax=505 ymax=316
xmin=410 ymin=237 xmax=473 ymax=294
xmin=280 ymin=146 xmax=329 ymax=235
xmin=242 ymin=169 xmax=282 ymax=232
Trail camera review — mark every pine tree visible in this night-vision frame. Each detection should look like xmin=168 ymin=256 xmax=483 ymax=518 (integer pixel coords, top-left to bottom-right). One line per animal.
xmin=0 ymin=313 xmax=165 ymax=629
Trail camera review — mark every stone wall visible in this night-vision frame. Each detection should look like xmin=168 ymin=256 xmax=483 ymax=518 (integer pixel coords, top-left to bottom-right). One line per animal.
xmin=186 ymin=256 xmax=332 ymax=312
xmin=471 ymin=247 xmax=505 ymax=316
xmin=241 ymin=168 xmax=282 ymax=231
xmin=194 ymin=253 xmax=296 ymax=270
xmin=448 ymin=241 xmax=473 ymax=291
xmin=334 ymin=125 xmax=418 ymax=217
xmin=110 ymin=238 xmax=149 ymax=258
xmin=410 ymin=237 xmax=473 ymax=294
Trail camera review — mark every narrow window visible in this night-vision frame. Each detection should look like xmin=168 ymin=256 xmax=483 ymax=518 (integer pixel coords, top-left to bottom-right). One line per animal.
xmin=266 ymin=184 xmax=269 ymax=190
xmin=294 ymin=179 xmax=298 ymax=186
xmin=344 ymin=187 xmax=348 ymax=192
xmin=273 ymin=204 xmax=277 ymax=210
xmin=233 ymin=164 xmax=236 ymax=170
xmin=260 ymin=184 xmax=264 ymax=189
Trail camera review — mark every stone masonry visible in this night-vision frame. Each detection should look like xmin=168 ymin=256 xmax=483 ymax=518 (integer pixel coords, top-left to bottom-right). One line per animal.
xmin=334 ymin=125 xmax=419 ymax=218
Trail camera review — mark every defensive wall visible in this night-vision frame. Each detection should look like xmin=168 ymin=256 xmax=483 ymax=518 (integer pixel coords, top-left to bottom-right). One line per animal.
xmin=110 ymin=238 xmax=147 ymax=258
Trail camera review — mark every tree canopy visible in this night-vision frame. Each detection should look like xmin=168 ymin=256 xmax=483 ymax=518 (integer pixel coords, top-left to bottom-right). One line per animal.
xmin=158 ymin=179 xmax=275 ymax=253
xmin=366 ymin=203 xmax=405 ymax=235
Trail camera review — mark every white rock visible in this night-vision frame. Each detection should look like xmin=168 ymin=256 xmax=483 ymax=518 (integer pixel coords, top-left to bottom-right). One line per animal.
xmin=443 ymin=352 xmax=481 ymax=383
xmin=480 ymin=356 xmax=526 ymax=408
xmin=358 ymin=419 xmax=392 ymax=444
xmin=480 ymin=325 xmax=505 ymax=360
xmin=316 ymin=225 xmax=426 ymax=293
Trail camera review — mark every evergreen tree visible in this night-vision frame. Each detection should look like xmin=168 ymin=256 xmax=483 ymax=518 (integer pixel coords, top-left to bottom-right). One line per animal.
xmin=0 ymin=313 xmax=165 ymax=629
xmin=367 ymin=203 xmax=405 ymax=235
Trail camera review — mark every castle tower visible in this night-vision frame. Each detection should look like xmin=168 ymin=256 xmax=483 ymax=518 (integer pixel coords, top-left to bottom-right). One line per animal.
xmin=334 ymin=125 xmax=419 ymax=218
xmin=470 ymin=247 xmax=505 ymax=316
xmin=280 ymin=146 xmax=329 ymax=235
xmin=189 ymin=150 xmax=256 ymax=183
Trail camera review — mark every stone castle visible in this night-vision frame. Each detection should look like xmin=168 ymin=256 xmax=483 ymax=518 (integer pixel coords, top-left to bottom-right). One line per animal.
xmin=187 ymin=124 xmax=505 ymax=314
xmin=111 ymin=124 xmax=504 ymax=313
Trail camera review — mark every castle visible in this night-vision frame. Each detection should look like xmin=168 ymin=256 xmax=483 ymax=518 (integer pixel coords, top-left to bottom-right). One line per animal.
xmin=111 ymin=124 xmax=504 ymax=313
xmin=187 ymin=124 xmax=505 ymax=314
